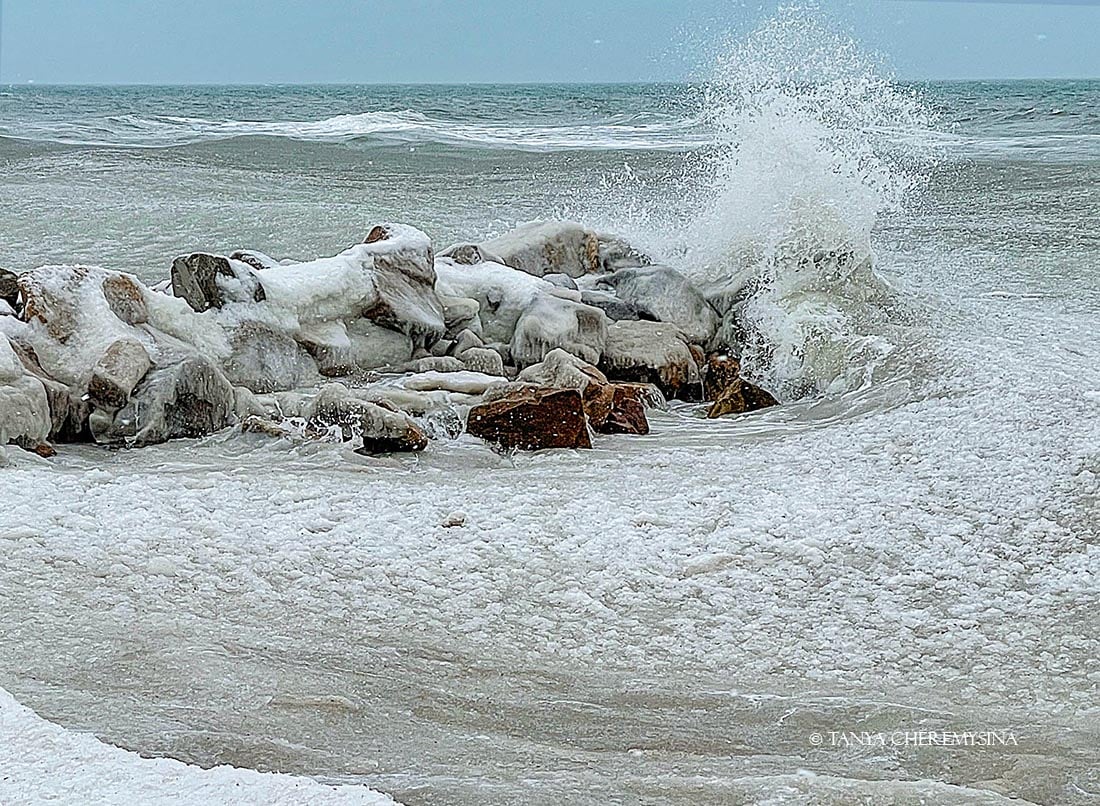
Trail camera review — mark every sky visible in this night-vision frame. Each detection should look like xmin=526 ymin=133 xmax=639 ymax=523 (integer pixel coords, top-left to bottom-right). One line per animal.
xmin=0 ymin=0 xmax=1098 ymax=84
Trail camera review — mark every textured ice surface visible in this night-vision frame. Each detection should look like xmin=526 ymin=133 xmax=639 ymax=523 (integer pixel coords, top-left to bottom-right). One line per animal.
xmin=0 ymin=687 xmax=397 ymax=805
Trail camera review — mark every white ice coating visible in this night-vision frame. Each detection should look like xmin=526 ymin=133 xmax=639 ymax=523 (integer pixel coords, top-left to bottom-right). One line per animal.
xmin=0 ymin=687 xmax=398 ymax=805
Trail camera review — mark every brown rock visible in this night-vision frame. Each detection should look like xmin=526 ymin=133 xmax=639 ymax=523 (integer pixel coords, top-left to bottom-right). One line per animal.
xmin=467 ymin=386 xmax=591 ymax=451
xmin=703 ymin=353 xmax=779 ymax=418
xmin=102 ymin=274 xmax=149 ymax=326
xmin=597 ymin=383 xmax=654 ymax=436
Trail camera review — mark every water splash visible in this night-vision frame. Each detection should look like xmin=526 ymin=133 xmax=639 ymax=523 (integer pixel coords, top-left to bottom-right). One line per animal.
xmin=689 ymin=7 xmax=933 ymax=399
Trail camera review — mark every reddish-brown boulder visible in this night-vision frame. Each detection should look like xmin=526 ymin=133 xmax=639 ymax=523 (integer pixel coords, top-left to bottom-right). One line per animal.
xmin=597 ymin=383 xmax=653 ymax=435
xmin=467 ymin=386 xmax=592 ymax=450
xmin=703 ymin=353 xmax=778 ymax=418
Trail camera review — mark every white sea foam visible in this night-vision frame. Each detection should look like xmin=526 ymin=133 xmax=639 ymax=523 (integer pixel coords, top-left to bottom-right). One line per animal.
xmin=0 ymin=109 xmax=707 ymax=151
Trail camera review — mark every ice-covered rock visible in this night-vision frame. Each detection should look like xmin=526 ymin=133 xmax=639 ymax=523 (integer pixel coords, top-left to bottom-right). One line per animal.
xmin=457 ymin=346 xmax=505 ymax=376
xmin=599 ymin=320 xmax=702 ymax=400
xmin=434 ymin=258 xmax=550 ymax=344
xmin=466 ymin=386 xmax=592 ymax=451
xmin=308 ymin=383 xmax=428 ymax=453
xmin=517 ymin=347 xmax=606 ymax=392
xmin=543 ymin=273 xmax=579 ymax=290
xmin=0 ymin=334 xmax=51 ymax=450
xmin=596 ymin=265 xmax=718 ymax=345
xmin=87 ymin=338 xmax=153 ymax=410
xmin=8 ymin=341 xmax=91 ymax=442
xmin=510 ymin=294 xmax=608 ymax=368
xmin=171 ymin=253 xmax=267 ymax=312
xmin=402 ymin=356 xmax=465 ymax=374
xmin=297 ymin=319 xmax=414 ymax=377
xmin=438 ymin=242 xmax=505 ymax=266
xmin=245 ymin=224 xmax=445 ymax=344
xmin=94 ymin=355 xmax=236 ymax=446
xmin=480 ymin=221 xmax=650 ymax=278
xmin=450 ymin=328 xmax=484 ymax=356
xmin=222 ymin=321 xmax=319 ymax=393
xmin=439 ymin=295 xmax=482 ymax=336
xmin=579 ymin=289 xmax=656 ymax=322
xmin=401 ymin=370 xmax=503 ymax=395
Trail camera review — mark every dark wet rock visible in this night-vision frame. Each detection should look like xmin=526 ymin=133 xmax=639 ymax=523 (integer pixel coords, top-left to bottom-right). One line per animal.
xmin=597 ymin=383 xmax=653 ymax=436
xmin=0 ymin=268 xmax=19 ymax=311
xmin=599 ymin=320 xmax=701 ymax=400
xmin=228 ymin=249 xmax=281 ymax=272
xmin=580 ymin=290 xmax=657 ymax=322
xmin=467 ymin=386 xmax=591 ymax=451
xmin=171 ymin=253 xmax=266 ymax=312
xmin=95 ymin=355 xmax=236 ymax=446
xmin=597 ymin=265 xmax=718 ymax=345
xmin=87 ymin=338 xmax=153 ymax=410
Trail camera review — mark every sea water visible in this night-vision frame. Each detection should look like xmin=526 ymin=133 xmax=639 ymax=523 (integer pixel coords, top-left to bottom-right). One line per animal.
xmin=1 ymin=13 xmax=1098 ymax=806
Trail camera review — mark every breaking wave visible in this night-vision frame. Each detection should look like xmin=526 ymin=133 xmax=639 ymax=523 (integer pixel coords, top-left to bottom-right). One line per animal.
xmin=0 ymin=109 xmax=707 ymax=151
xmin=585 ymin=8 xmax=936 ymax=402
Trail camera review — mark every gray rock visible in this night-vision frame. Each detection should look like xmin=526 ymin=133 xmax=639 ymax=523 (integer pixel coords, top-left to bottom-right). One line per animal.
xmin=598 ymin=320 xmax=701 ymax=400
xmin=0 ymin=268 xmax=20 ymax=311
xmin=87 ymin=338 xmax=153 ymax=410
xmin=543 ymin=273 xmax=579 ymax=290
xmin=222 ymin=321 xmax=319 ymax=393
xmin=430 ymin=338 xmax=455 ymax=357
xmin=596 ymin=265 xmax=718 ymax=345
xmin=457 ymin=346 xmax=505 ymax=376
xmin=510 ymin=293 xmax=609 ymax=368
xmin=580 ymin=289 xmax=657 ymax=322
xmin=450 ymin=328 xmax=484 ymax=356
xmin=95 ymin=355 xmax=235 ymax=446
xmin=402 ymin=355 xmax=466 ymax=374
xmin=171 ymin=253 xmax=266 ymax=312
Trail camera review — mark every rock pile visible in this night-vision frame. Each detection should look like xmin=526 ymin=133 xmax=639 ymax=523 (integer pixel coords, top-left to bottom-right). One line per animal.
xmin=0 ymin=221 xmax=777 ymax=457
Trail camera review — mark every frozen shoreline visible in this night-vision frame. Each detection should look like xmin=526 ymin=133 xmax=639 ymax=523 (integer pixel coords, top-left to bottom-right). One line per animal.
xmin=0 ymin=687 xmax=397 ymax=805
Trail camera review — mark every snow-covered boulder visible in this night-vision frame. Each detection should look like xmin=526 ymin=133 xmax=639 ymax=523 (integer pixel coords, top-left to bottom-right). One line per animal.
xmin=86 ymin=337 xmax=153 ymax=410
xmin=478 ymin=221 xmax=650 ymax=278
xmin=510 ymin=293 xmax=608 ymax=368
xmin=599 ymin=320 xmax=702 ymax=400
xmin=434 ymin=258 xmax=550 ymax=344
xmin=596 ymin=265 xmax=718 ymax=345
xmin=0 ymin=334 xmax=51 ymax=450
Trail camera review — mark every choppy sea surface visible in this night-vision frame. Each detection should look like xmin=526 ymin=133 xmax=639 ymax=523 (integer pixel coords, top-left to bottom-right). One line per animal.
xmin=1 ymin=35 xmax=1099 ymax=806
